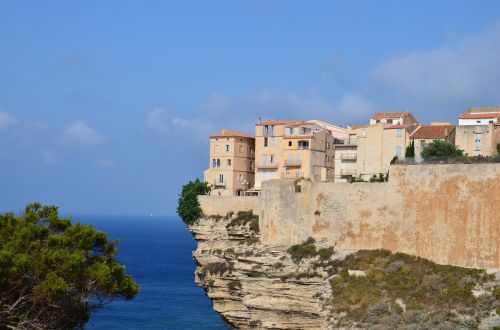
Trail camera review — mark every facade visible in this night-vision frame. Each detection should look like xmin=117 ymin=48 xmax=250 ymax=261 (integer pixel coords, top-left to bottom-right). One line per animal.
xmin=369 ymin=112 xmax=417 ymax=126
xmin=254 ymin=120 xmax=336 ymax=189
xmin=455 ymin=123 xmax=500 ymax=156
xmin=204 ymin=130 xmax=255 ymax=196
xmin=332 ymin=131 xmax=358 ymax=182
xmin=355 ymin=112 xmax=418 ymax=179
xmin=458 ymin=107 xmax=500 ymax=126
xmin=410 ymin=125 xmax=456 ymax=162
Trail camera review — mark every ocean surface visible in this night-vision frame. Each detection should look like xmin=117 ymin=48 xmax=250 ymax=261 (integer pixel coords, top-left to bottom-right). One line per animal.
xmin=77 ymin=215 xmax=227 ymax=330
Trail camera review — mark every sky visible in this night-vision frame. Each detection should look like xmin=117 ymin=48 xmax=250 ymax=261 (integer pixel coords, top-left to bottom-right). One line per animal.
xmin=1 ymin=1 xmax=500 ymax=215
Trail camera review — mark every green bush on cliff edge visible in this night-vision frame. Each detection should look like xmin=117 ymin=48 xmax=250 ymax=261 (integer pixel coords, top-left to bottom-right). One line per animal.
xmin=177 ymin=179 xmax=211 ymax=225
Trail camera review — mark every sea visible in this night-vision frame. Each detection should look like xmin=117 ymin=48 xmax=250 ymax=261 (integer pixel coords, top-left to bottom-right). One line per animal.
xmin=77 ymin=215 xmax=228 ymax=330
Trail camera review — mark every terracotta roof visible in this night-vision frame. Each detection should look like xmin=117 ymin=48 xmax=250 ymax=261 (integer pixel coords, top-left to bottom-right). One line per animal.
xmin=371 ymin=112 xmax=411 ymax=120
xmin=209 ymin=130 xmax=254 ymax=139
xmin=384 ymin=124 xmax=414 ymax=129
xmin=256 ymin=120 xmax=304 ymax=126
xmin=410 ymin=125 xmax=455 ymax=140
xmin=459 ymin=113 xmax=500 ymax=119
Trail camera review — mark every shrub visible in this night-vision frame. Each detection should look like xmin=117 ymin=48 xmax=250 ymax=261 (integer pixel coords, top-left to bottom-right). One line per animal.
xmin=287 ymin=238 xmax=317 ymax=263
xmin=497 ymin=143 xmax=500 ymax=156
xmin=421 ymin=140 xmax=463 ymax=160
xmin=202 ymin=262 xmax=234 ymax=275
xmin=177 ymin=179 xmax=211 ymax=225
xmin=317 ymin=247 xmax=334 ymax=260
xmin=226 ymin=211 xmax=259 ymax=233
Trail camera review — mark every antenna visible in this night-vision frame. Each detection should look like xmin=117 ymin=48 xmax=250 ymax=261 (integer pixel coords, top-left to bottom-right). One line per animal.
xmin=259 ymin=116 xmax=262 ymax=123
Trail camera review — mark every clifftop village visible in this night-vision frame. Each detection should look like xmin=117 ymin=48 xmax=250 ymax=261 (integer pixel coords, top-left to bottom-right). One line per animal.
xmin=204 ymin=107 xmax=500 ymax=196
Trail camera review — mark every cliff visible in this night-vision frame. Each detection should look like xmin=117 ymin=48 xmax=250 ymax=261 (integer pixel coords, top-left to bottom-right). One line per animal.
xmin=189 ymin=164 xmax=500 ymax=329
xmin=189 ymin=212 xmax=500 ymax=329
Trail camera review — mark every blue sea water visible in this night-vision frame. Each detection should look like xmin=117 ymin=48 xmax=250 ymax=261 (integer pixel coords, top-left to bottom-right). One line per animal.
xmin=78 ymin=215 xmax=227 ymax=330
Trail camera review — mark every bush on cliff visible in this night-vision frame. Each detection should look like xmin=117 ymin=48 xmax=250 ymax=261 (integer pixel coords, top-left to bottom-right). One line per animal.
xmin=0 ymin=203 xmax=139 ymax=329
xmin=421 ymin=140 xmax=463 ymax=160
xmin=177 ymin=178 xmax=211 ymax=225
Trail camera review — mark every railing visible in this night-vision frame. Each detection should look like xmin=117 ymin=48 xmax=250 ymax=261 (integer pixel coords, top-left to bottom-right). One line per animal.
xmin=257 ymin=161 xmax=279 ymax=169
xmin=334 ymin=138 xmax=359 ymax=145
xmin=284 ymin=159 xmax=302 ymax=167
xmin=213 ymin=180 xmax=226 ymax=187
xmin=340 ymin=169 xmax=357 ymax=176
xmin=281 ymin=171 xmax=304 ymax=179
xmin=340 ymin=153 xmax=357 ymax=160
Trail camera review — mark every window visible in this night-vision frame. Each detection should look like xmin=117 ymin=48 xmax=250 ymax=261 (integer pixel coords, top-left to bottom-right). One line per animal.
xmin=250 ymin=161 xmax=254 ymax=170
xmin=264 ymin=125 xmax=274 ymax=136
xmin=227 ymin=159 xmax=231 ymax=166
xmin=271 ymin=137 xmax=275 ymax=146
xmin=477 ymin=120 xmax=481 ymax=124
xmin=225 ymin=144 xmax=230 ymax=152
xmin=326 ymin=142 xmax=330 ymax=149
xmin=474 ymin=133 xmax=482 ymax=150
xmin=216 ymin=159 xmax=221 ymax=167
xmin=298 ymin=141 xmax=309 ymax=149
xmin=270 ymin=154 xmax=274 ymax=164
xmin=288 ymin=141 xmax=292 ymax=147
xmin=387 ymin=119 xmax=393 ymax=124
xmin=239 ymin=145 xmax=243 ymax=153
xmin=420 ymin=140 xmax=426 ymax=150
xmin=212 ymin=159 xmax=216 ymax=168
xmin=396 ymin=129 xmax=403 ymax=137
xmin=218 ymin=174 xmax=224 ymax=183
xmin=264 ymin=137 xmax=268 ymax=147
xmin=396 ymin=146 xmax=402 ymax=157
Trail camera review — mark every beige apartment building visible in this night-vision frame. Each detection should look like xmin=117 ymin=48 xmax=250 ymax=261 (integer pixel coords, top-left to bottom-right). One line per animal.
xmin=355 ymin=112 xmax=418 ymax=179
xmin=410 ymin=124 xmax=456 ymax=162
xmin=204 ymin=129 xmax=255 ymax=196
xmin=455 ymin=107 xmax=500 ymax=156
xmin=332 ymin=131 xmax=358 ymax=182
xmin=254 ymin=120 xmax=336 ymax=189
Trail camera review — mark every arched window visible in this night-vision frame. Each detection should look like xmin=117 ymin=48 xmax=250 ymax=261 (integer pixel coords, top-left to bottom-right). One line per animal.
xmin=212 ymin=159 xmax=216 ymax=168
xmin=217 ymin=159 xmax=221 ymax=167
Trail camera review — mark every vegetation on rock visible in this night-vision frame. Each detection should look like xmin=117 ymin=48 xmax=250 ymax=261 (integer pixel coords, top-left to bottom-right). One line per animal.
xmin=0 ymin=203 xmax=139 ymax=329
xmin=226 ymin=211 xmax=259 ymax=233
xmin=328 ymin=249 xmax=498 ymax=329
xmin=177 ymin=178 xmax=211 ymax=225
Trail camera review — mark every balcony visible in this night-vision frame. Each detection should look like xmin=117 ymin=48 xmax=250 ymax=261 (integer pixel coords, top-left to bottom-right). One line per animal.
xmin=284 ymin=159 xmax=302 ymax=167
xmin=257 ymin=161 xmax=279 ymax=169
xmin=334 ymin=137 xmax=359 ymax=145
xmin=340 ymin=169 xmax=357 ymax=176
xmin=213 ymin=179 xmax=226 ymax=187
xmin=340 ymin=153 xmax=357 ymax=160
xmin=281 ymin=171 xmax=304 ymax=179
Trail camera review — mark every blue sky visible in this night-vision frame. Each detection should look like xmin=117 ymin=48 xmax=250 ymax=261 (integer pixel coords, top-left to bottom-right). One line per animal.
xmin=1 ymin=1 xmax=500 ymax=215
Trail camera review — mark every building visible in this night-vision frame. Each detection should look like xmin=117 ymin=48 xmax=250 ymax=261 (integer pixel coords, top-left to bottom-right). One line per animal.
xmin=354 ymin=112 xmax=418 ymax=179
xmin=369 ymin=112 xmax=417 ymax=126
xmin=410 ymin=124 xmax=456 ymax=162
xmin=204 ymin=129 xmax=255 ymax=196
xmin=254 ymin=120 xmax=336 ymax=189
xmin=332 ymin=130 xmax=358 ymax=182
xmin=455 ymin=123 xmax=500 ymax=157
xmin=455 ymin=107 xmax=500 ymax=156
xmin=458 ymin=107 xmax=500 ymax=126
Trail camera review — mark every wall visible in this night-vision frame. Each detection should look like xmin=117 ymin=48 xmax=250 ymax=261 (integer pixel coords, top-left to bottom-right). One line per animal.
xmin=198 ymin=195 xmax=259 ymax=216
xmin=455 ymin=124 xmax=497 ymax=156
xmin=259 ymin=164 xmax=500 ymax=270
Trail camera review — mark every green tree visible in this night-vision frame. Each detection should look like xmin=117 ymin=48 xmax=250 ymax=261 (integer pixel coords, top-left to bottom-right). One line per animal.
xmin=405 ymin=140 xmax=415 ymax=158
xmin=177 ymin=179 xmax=211 ymax=225
xmin=421 ymin=140 xmax=463 ymax=160
xmin=497 ymin=143 xmax=500 ymax=156
xmin=0 ymin=203 xmax=139 ymax=329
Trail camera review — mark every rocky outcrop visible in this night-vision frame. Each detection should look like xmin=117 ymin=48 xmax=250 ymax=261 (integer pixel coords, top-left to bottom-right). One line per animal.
xmin=189 ymin=212 xmax=338 ymax=329
xmin=189 ymin=212 xmax=500 ymax=330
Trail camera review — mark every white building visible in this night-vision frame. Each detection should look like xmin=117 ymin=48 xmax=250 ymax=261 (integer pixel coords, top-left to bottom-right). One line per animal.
xmin=458 ymin=107 xmax=500 ymax=126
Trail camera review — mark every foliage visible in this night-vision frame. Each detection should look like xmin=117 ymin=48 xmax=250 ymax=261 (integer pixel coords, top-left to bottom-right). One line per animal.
xmin=350 ymin=175 xmax=365 ymax=183
xmin=227 ymin=280 xmax=241 ymax=291
xmin=329 ymin=249 xmax=496 ymax=328
xmin=0 ymin=203 xmax=139 ymax=329
xmin=201 ymin=262 xmax=234 ymax=275
xmin=287 ymin=237 xmax=317 ymax=263
xmin=421 ymin=140 xmax=463 ymax=160
xmin=497 ymin=143 xmax=500 ymax=156
xmin=369 ymin=173 xmax=388 ymax=183
xmin=390 ymin=156 xmax=399 ymax=164
xmin=226 ymin=211 xmax=259 ymax=234
xmin=405 ymin=140 xmax=415 ymax=158
xmin=177 ymin=179 xmax=211 ymax=225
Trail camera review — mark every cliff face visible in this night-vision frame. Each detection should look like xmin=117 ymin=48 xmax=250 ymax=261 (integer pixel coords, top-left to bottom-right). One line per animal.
xmin=189 ymin=212 xmax=335 ymax=329
xmin=189 ymin=212 xmax=500 ymax=330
